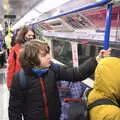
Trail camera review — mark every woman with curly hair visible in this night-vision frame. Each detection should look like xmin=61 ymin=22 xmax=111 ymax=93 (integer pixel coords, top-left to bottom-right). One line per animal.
xmin=7 ymin=26 xmax=36 ymax=88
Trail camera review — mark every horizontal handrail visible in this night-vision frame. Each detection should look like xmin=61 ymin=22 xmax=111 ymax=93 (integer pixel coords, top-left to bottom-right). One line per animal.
xmin=39 ymin=0 xmax=111 ymax=22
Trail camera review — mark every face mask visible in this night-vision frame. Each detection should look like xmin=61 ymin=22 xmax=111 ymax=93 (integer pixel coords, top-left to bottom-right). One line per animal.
xmin=24 ymin=37 xmax=33 ymax=41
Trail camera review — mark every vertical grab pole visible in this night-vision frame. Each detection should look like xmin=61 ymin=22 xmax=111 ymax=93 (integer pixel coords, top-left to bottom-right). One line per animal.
xmin=104 ymin=4 xmax=112 ymax=50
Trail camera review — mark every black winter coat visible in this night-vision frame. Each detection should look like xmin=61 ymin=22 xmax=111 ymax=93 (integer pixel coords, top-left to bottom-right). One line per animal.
xmin=9 ymin=57 xmax=97 ymax=120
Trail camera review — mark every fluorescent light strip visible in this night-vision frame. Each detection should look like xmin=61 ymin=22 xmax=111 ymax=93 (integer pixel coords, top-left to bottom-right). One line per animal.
xmin=35 ymin=0 xmax=70 ymax=13
xmin=12 ymin=0 xmax=71 ymax=29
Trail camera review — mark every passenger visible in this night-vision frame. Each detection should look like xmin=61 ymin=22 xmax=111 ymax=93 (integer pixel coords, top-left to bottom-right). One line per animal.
xmin=4 ymin=30 xmax=13 ymax=56
xmin=0 ymin=33 xmax=6 ymax=67
xmin=7 ymin=26 xmax=36 ymax=89
xmin=9 ymin=40 xmax=111 ymax=120
xmin=88 ymin=57 xmax=120 ymax=120
xmin=11 ymin=29 xmax=20 ymax=47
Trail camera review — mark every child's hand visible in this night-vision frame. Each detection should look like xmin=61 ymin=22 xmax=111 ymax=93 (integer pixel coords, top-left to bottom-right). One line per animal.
xmin=99 ymin=48 xmax=112 ymax=57
xmin=96 ymin=48 xmax=112 ymax=63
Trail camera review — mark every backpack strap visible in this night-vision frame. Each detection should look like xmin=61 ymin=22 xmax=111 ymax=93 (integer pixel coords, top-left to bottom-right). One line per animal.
xmin=88 ymin=99 xmax=119 ymax=110
xmin=18 ymin=70 xmax=28 ymax=89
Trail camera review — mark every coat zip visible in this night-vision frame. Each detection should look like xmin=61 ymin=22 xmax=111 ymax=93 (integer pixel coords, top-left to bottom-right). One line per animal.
xmin=40 ymin=78 xmax=49 ymax=120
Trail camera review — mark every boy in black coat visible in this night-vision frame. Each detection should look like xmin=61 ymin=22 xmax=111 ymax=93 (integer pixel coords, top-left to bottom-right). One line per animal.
xmin=9 ymin=39 xmax=111 ymax=120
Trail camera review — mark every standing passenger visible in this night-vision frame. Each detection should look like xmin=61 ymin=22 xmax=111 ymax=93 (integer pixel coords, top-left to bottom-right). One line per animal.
xmin=4 ymin=31 xmax=12 ymax=56
xmin=9 ymin=40 xmax=111 ymax=120
xmin=7 ymin=26 xmax=36 ymax=89
xmin=88 ymin=57 xmax=120 ymax=120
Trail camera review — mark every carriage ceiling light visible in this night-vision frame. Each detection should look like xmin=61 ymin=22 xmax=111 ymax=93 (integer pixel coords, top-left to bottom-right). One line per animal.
xmin=35 ymin=0 xmax=71 ymax=13
xmin=12 ymin=0 xmax=71 ymax=30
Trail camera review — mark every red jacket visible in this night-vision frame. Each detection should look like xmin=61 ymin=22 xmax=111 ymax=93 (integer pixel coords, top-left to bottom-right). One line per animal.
xmin=7 ymin=44 xmax=22 ymax=88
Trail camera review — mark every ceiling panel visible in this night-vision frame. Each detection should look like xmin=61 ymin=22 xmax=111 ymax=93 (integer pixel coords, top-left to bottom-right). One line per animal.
xmin=0 ymin=0 xmax=43 ymax=29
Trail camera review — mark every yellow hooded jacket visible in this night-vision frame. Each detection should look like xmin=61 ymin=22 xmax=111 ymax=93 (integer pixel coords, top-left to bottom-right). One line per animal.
xmin=88 ymin=57 xmax=120 ymax=120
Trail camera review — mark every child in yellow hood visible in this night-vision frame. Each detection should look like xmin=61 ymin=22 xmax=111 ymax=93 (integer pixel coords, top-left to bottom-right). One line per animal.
xmin=88 ymin=57 xmax=120 ymax=120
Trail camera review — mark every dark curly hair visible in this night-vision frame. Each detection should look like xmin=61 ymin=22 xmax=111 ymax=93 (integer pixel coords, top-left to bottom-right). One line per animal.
xmin=15 ymin=26 xmax=36 ymax=44
xmin=19 ymin=39 xmax=50 ymax=69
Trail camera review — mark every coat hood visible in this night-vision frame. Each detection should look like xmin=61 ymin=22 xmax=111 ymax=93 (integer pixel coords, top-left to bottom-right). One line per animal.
xmin=89 ymin=57 xmax=120 ymax=104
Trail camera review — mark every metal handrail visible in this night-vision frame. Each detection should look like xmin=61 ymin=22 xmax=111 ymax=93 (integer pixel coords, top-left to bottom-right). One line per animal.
xmin=39 ymin=0 xmax=111 ymax=22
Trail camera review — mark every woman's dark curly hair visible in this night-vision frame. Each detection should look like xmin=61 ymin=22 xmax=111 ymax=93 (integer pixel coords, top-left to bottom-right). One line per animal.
xmin=15 ymin=26 xmax=36 ymax=44
xmin=19 ymin=39 xmax=50 ymax=69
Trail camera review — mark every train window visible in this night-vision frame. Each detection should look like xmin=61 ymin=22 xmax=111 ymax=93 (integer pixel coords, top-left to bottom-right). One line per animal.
xmin=78 ymin=43 xmax=105 ymax=65
xmin=78 ymin=44 xmax=93 ymax=65
xmin=111 ymin=48 xmax=120 ymax=58
xmin=52 ymin=39 xmax=72 ymax=66
xmin=90 ymin=45 xmax=96 ymax=57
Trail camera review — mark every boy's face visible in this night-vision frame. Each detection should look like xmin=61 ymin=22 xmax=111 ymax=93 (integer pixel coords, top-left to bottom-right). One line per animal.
xmin=39 ymin=53 xmax=51 ymax=68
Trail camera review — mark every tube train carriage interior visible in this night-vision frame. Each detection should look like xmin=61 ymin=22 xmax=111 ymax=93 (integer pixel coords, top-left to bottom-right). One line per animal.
xmin=28 ymin=0 xmax=120 ymax=68
xmin=0 ymin=0 xmax=120 ymax=119
xmin=0 ymin=0 xmax=120 ymax=85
